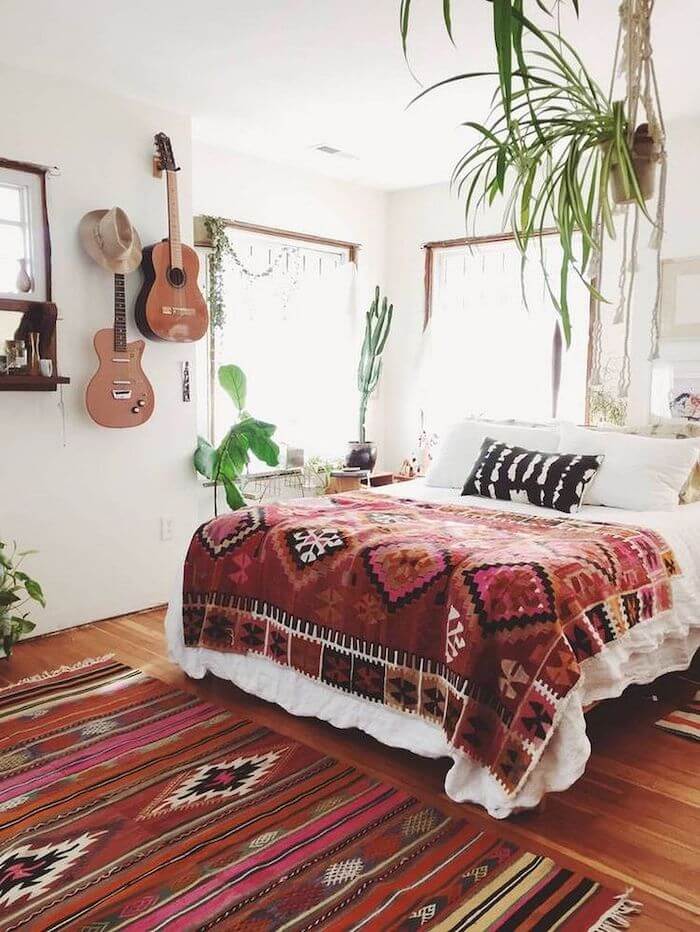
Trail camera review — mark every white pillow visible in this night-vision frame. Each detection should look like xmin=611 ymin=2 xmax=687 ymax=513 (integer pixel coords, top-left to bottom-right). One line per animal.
xmin=558 ymin=423 xmax=700 ymax=511
xmin=426 ymin=419 xmax=560 ymax=489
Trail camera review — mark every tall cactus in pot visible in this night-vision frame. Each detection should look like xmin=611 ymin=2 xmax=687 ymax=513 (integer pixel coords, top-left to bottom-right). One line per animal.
xmin=357 ymin=286 xmax=393 ymax=443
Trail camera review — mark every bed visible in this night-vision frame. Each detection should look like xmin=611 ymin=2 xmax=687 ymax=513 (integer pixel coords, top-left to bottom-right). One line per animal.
xmin=166 ymin=423 xmax=700 ymax=819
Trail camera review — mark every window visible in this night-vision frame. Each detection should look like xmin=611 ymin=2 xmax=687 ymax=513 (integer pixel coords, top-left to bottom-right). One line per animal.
xmin=420 ymin=233 xmax=590 ymax=434
xmin=0 ymin=161 xmax=50 ymax=304
xmin=197 ymin=223 xmax=358 ymax=463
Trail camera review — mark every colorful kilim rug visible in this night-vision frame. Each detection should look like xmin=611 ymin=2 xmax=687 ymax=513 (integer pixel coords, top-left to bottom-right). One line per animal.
xmin=655 ymin=688 xmax=700 ymax=742
xmin=0 ymin=657 xmax=640 ymax=930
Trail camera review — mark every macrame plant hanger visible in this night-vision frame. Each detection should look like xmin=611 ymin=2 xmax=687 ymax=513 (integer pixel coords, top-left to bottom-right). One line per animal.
xmin=588 ymin=0 xmax=667 ymax=403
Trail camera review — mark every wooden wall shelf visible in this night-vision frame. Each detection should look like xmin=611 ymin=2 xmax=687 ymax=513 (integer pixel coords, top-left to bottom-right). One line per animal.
xmin=0 ymin=300 xmax=67 ymax=392
xmin=0 ymin=374 xmax=70 ymax=392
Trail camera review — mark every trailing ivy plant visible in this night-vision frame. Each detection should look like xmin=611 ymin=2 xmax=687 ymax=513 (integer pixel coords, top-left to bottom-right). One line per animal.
xmin=202 ymin=215 xmax=228 ymax=330
xmin=410 ymin=9 xmax=650 ymax=344
xmin=400 ymin=0 xmax=580 ymax=124
xmin=194 ymin=364 xmax=280 ymax=514
xmin=0 ymin=541 xmax=45 ymax=658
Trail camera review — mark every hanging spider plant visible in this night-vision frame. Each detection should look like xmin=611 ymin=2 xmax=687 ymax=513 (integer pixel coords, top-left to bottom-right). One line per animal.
xmin=400 ymin=0 xmax=580 ymax=123
xmin=411 ymin=10 xmax=651 ymax=344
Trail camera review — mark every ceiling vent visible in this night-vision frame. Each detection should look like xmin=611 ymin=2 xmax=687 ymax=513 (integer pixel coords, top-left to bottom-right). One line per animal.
xmin=310 ymin=144 xmax=359 ymax=161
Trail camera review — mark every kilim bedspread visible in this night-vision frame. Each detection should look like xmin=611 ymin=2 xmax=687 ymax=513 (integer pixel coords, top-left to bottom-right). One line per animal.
xmin=181 ymin=493 xmax=680 ymax=806
xmin=0 ymin=658 xmax=640 ymax=929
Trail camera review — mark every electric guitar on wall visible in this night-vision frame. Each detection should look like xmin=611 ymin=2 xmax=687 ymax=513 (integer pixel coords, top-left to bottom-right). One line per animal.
xmin=135 ymin=132 xmax=209 ymax=342
xmin=86 ymin=274 xmax=155 ymax=428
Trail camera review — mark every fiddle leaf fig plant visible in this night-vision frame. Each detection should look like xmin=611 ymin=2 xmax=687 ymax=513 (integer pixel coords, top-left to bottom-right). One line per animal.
xmin=194 ymin=364 xmax=280 ymax=514
xmin=0 ymin=541 xmax=45 ymax=658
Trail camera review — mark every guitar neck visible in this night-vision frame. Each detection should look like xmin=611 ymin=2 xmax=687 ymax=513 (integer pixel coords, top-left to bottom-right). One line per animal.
xmin=165 ymin=169 xmax=183 ymax=271
xmin=114 ymin=273 xmax=127 ymax=352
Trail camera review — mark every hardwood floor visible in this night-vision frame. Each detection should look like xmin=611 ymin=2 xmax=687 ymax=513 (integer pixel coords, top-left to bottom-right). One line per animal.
xmin=2 ymin=609 xmax=699 ymax=930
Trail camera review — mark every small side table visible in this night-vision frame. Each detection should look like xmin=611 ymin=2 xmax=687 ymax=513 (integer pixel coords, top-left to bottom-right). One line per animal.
xmin=327 ymin=470 xmax=370 ymax=493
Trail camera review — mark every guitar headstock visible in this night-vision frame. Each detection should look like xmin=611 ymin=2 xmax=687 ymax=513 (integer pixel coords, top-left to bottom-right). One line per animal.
xmin=154 ymin=133 xmax=179 ymax=173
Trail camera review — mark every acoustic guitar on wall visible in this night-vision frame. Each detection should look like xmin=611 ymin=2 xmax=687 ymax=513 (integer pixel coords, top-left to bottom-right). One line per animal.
xmin=135 ymin=132 xmax=209 ymax=342
xmin=86 ymin=273 xmax=155 ymax=428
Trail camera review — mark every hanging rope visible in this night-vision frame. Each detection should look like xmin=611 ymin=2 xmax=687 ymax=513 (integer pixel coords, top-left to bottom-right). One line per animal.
xmin=620 ymin=0 xmax=667 ymax=361
xmin=588 ymin=210 xmax=605 ymax=389
xmin=618 ymin=204 xmax=640 ymax=399
xmin=602 ymin=0 xmax=667 ymax=405
xmin=613 ymin=207 xmax=630 ymax=326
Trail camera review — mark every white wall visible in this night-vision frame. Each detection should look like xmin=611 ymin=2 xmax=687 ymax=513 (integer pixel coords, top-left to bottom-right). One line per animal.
xmin=382 ymin=116 xmax=700 ymax=469
xmin=0 ymin=95 xmax=390 ymax=637
xmin=383 ymin=183 xmax=489 ymax=470
xmin=0 ymin=65 xmax=199 ymax=636
xmin=192 ymin=142 xmax=388 ymax=469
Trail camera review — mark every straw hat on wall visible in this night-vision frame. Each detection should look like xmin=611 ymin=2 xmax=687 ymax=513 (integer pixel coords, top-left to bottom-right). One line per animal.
xmin=79 ymin=206 xmax=142 ymax=274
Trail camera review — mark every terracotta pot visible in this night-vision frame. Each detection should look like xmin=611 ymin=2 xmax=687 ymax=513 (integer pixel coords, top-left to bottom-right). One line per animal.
xmin=345 ymin=441 xmax=377 ymax=471
xmin=610 ymin=123 xmax=658 ymax=205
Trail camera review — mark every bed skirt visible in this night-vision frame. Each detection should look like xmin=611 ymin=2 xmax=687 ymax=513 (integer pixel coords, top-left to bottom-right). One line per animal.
xmin=166 ymin=578 xmax=700 ymax=818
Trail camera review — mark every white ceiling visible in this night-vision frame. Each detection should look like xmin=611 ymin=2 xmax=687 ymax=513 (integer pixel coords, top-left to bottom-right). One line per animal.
xmin=2 ymin=1 xmax=699 ymax=190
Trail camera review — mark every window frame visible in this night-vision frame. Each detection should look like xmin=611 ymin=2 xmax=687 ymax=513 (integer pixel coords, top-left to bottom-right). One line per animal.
xmin=194 ymin=216 xmax=360 ymax=446
xmin=422 ymin=229 xmax=595 ymax=422
xmin=0 ymin=158 xmax=52 ymax=309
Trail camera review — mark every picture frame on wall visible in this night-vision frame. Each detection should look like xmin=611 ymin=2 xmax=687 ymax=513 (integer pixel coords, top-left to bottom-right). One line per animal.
xmin=661 ymin=256 xmax=700 ymax=341
xmin=650 ymin=358 xmax=700 ymax=422
xmin=669 ymin=363 xmax=700 ymax=421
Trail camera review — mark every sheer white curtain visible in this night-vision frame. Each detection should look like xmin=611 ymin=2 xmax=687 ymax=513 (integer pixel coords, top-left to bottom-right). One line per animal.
xmin=208 ymin=231 xmax=357 ymax=463
xmin=420 ymin=235 xmax=589 ymax=435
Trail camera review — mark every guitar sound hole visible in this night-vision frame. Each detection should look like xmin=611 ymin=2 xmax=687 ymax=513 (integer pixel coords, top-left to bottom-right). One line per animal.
xmin=168 ymin=267 xmax=186 ymax=288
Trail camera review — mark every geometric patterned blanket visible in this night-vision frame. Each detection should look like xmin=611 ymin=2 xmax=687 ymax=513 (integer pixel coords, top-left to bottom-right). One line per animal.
xmin=183 ymin=492 xmax=680 ymax=799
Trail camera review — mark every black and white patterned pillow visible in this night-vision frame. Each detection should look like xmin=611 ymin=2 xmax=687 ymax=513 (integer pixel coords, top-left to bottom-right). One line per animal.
xmin=462 ymin=437 xmax=603 ymax=514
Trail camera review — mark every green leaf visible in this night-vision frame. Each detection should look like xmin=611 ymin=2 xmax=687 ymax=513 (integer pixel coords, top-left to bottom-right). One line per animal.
xmin=237 ymin=419 xmax=280 ymax=467
xmin=0 ymin=591 xmax=20 ymax=608
xmin=559 ymin=257 xmax=572 ymax=347
xmin=442 ymin=0 xmax=454 ymax=43
xmin=193 ymin=436 xmax=217 ymax=479
xmin=24 ymin=578 xmax=45 ymax=607
xmin=222 ymin=478 xmax=246 ymax=511
xmin=399 ymin=0 xmax=411 ymax=56
xmin=493 ymin=0 xmax=514 ymax=120
xmin=218 ymin=365 xmax=247 ymax=412
xmin=409 ymin=72 xmax=498 ymax=108
xmin=219 ymin=426 xmax=250 ymax=477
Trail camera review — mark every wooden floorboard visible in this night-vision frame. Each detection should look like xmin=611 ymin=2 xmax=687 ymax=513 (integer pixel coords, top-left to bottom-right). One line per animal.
xmin=2 ymin=611 xmax=698 ymax=930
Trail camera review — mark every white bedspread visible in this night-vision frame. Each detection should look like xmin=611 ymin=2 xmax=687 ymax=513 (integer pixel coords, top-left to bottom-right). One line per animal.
xmin=166 ymin=482 xmax=700 ymax=818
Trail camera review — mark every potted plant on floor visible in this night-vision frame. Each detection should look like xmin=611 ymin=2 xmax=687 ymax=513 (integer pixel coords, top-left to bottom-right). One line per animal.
xmin=194 ymin=364 xmax=280 ymax=515
xmin=346 ymin=287 xmax=394 ymax=472
xmin=0 ymin=540 xmax=45 ymax=658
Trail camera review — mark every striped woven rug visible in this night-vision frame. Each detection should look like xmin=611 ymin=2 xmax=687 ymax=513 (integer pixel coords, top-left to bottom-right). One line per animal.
xmin=655 ymin=689 xmax=700 ymax=742
xmin=0 ymin=658 xmax=639 ymax=930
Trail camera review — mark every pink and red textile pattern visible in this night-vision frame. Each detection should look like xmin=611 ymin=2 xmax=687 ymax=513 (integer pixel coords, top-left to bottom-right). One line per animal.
xmin=0 ymin=658 xmax=637 ymax=930
xmin=183 ymin=492 xmax=680 ymax=797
